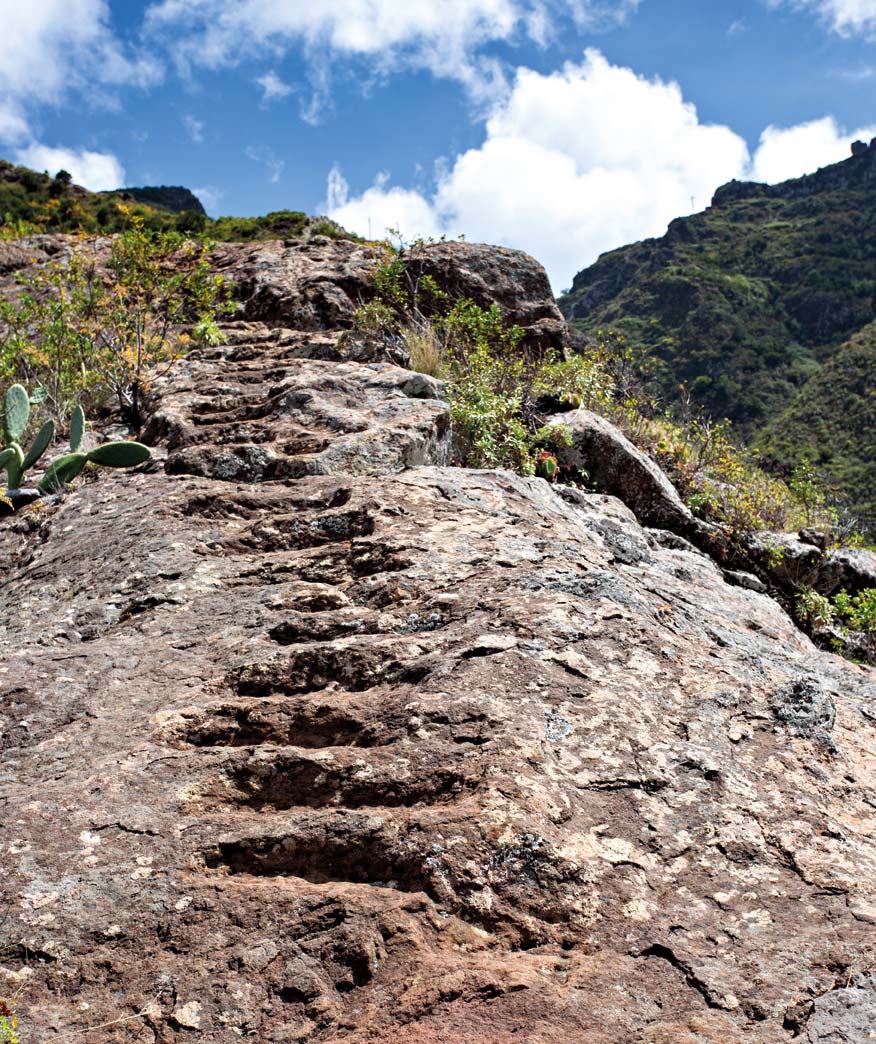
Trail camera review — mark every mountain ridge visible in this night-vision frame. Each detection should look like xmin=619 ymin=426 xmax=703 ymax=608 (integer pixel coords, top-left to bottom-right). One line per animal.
xmin=559 ymin=142 xmax=876 ymax=530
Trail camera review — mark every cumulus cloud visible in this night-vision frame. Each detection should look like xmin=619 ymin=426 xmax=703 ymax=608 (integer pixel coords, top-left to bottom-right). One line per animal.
xmin=12 ymin=144 xmax=124 ymax=191
xmin=327 ymin=167 xmax=444 ymax=241
xmin=0 ymin=0 xmax=158 ymax=120
xmin=256 ymin=70 xmax=293 ymax=103
xmin=750 ymin=116 xmax=876 ymax=183
xmin=0 ymin=0 xmax=157 ymax=196
xmin=325 ymin=52 xmax=876 ymax=291
xmin=326 ymin=51 xmax=750 ymax=290
xmin=774 ymin=0 xmax=876 ymax=36
xmin=144 ymin=0 xmax=637 ymax=110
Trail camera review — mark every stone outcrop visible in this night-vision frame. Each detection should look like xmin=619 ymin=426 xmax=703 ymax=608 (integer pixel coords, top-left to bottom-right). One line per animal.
xmin=747 ymin=530 xmax=876 ymax=596
xmin=548 ymin=408 xmax=694 ymax=531
xmin=210 ymin=237 xmax=565 ymax=355
xmin=1 ymin=239 xmax=875 ymax=1044
xmin=404 ymin=240 xmax=568 ymax=355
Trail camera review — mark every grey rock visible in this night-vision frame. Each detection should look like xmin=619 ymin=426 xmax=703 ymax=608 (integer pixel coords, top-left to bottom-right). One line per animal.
xmin=770 ymin=676 xmax=837 ymax=736
xmin=722 ymin=569 xmax=768 ymax=593
xmin=549 ymin=409 xmax=693 ymax=530
xmin=749 ymin=531 xmax=876 ymax=596
xmin=804 ymin=983 xmax=876 ymax=1042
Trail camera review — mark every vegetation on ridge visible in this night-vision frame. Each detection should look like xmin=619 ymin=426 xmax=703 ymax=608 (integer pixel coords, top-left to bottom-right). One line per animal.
xmin=357 ymin=239 xmax=843 ymax=542
xmin=0 ymin=159 xmax=356 ymax=242
xmin=559 ymin=148 xmax=876 ymax=535
xmin=0 ymin=220 xmax=233 ymax=428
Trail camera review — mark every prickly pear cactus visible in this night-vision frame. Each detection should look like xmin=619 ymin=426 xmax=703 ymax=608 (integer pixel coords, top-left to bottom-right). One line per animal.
xmin=2 ymin=384 xmax=29 ymax=445
xmin=22 ymin=420 xmax=55 ymax=471
xmin=69 ymin=406 xmax=85 ymax=454
xmin=86 ymin=442 xmax=151 ymax=468
xmin=38 ymin=453 xmax=89 ymax=494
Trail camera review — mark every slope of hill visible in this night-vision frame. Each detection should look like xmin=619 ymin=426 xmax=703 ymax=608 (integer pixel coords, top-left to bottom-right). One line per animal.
xmin=2 ymin=232 xmax=876 ymax=1044
xmin=0 ymin=159 xmax=353 ymax=242
xmin=559 ymin=141 xmax=876 ymax=528
xmin=759 ymin=320 xmax=876 ymax=530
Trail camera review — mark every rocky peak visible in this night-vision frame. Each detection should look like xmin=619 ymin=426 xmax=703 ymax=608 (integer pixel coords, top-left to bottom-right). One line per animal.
xmin=711 ymin=141 xmax=876 ymax=207
xmin=116 ymin=185 xmax=207 ymax=215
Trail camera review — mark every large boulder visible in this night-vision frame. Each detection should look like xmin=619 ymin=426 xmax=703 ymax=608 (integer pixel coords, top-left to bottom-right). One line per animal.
xmin=211 ymin=238 xmax=568 ymax=355
xmin=408 ymin=240 xmax=568 ymax=355
xmin=549 ymin=408 xmax=693 ymax=531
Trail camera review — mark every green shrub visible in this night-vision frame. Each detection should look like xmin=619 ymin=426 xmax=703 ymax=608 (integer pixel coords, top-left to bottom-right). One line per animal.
xmin=0 ymin=220 xmax=234 ymax=427
xmin=796 ymin=588 xmax=836 ymax=629
xmin=0 ymin=997 xmax=19 ymax=1044
xmin=833 ymin=587 xmax=876 ymax=655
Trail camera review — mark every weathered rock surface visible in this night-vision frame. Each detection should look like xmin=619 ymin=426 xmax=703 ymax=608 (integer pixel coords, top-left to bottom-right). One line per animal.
xmin=211 ymin=237 xmax=565 ymax=354
xmin=143 ymin=323 xmax=450 ymax=481
xmin=549 ymin=409 xmax=694 ymax=531
xmin=403 ymin=240 xmax=568 ymax=354
xmin=1 ymin=242 xmax=876 ymax=1044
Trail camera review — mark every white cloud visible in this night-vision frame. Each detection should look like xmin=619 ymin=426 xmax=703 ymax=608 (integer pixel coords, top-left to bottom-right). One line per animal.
xmin=145 ymin=0 xmax=637 ymax=109
xmin=0 ymin=0 xmax=157 ymax=196
xmin=246 ymin=145 xmax=285 ymax=184
xmin=327 ymin=51 xmax=750 ymax=290
xmin=12 ymin=144 xmax=124 ymax=191
xmin=193 ymin=185 xmax=225 ymax=214
xmin=775 ymin=0 xmax=876 ymax=35
xmin=0 ymin=105 xmax=30 ymax=147
xmin=326 ymin=52 xmax=876 ymax=292
xmin=0 ymin=0 xmax=159 ymax=116
xmin=256 ymin=70 xmax=293 ymax=103
xmin=183 ymin=114 xmax=205 ymax=144
xmin=750 ymin=116 xmax=876 ymax=183
xmin=327 ymin=166 xmax=444 ymax=241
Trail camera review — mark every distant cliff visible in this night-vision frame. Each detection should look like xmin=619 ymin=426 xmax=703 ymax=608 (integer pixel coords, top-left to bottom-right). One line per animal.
xmin=119 ymin=185 xmax=206 ymax=215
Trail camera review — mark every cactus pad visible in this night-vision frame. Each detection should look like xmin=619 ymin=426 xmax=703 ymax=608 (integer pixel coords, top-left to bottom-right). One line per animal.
xmin=22 ymin=420 xmax=55 ymax=470
xmin=38 ymin=452 xmax=88 ymax=493
xmin=3 ymin=385 xmax=29 ymax=445
xmin=69 ymin=406 xmax=85 ymax=453
xmin=86 ymin=442 xmax=151 ymax=468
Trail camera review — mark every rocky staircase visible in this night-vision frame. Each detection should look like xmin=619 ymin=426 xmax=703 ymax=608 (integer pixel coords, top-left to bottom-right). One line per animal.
xmin=0 ymin=238 xmax=874 ymax=1044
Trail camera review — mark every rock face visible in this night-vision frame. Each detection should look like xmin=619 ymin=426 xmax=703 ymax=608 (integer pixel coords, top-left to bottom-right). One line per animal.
xmin=748 ymin=530 xmax=876 ymax=596
xmin=405 ymin=240 xmax=568 ymax=355
xmin=549 ymin=409 xmax=694 ymax=531
xmin=1 ymin=241 xmax=876 ymax=1044
xmin=211 ymin=237 xmax=565 ymax=355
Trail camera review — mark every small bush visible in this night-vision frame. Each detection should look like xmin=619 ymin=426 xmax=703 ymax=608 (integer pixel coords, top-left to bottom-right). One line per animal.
xmin=796 ymin=588 xmax=836 ymax=629
xmin=0 ymin=997 xmax=19 ymax=1044
xmin=0 ymin=219 xmax=234 ymax=427
xmin=833 ymin=587 xmax=876 ymax=657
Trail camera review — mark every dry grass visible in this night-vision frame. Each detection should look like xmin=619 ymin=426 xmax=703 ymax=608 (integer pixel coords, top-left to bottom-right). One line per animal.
xmin=402 ymin=319 xmax=446 ymax=378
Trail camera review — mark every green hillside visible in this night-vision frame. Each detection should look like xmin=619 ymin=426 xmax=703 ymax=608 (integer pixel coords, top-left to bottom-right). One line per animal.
xmin=559 ymin=143 xmax=876 ymax=530
xmin=759 ymin=321 xmax=876 ymax=531
xmin=0 ymin=159 xmax=353 ymax=242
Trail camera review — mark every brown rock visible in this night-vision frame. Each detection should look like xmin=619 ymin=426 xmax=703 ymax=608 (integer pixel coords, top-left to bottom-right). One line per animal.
xmin=1 ymin=240 xmax=875 ymax=1044
xmin=407 ymin=240 xmax=568 ymax=355
xmin=210 ymin=237 xmax=567 ymax=355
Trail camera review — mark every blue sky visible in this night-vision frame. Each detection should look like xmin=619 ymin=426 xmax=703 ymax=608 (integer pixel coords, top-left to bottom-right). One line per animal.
xmin=2 ymin=0 xmax=875 ymax=288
